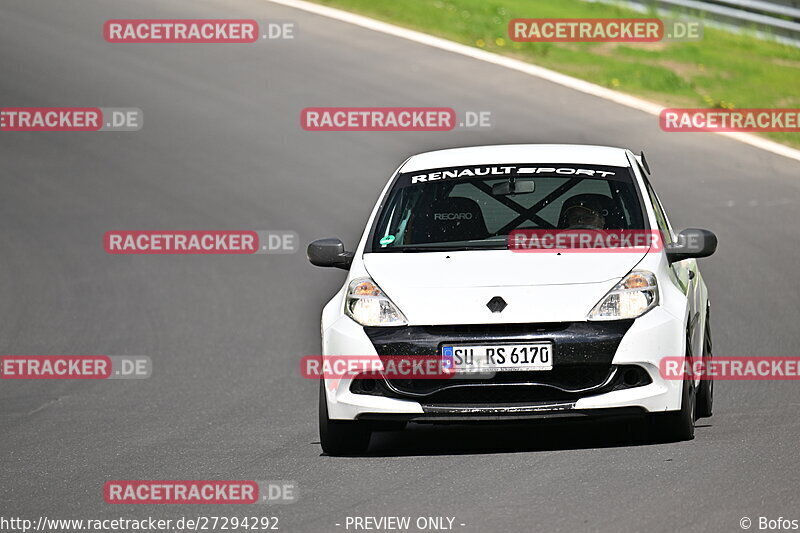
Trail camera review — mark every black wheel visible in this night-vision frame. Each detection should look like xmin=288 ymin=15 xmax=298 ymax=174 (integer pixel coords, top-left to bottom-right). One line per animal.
xmin=650 ymin=378 xmax=695 ymax=442
xmin=318 ymin=381 xmax=371 ymax=456
xmin=649 ymin=335 xmax=696 ymax=442
xmin=696 ymin=308 xmax=714 ymax=418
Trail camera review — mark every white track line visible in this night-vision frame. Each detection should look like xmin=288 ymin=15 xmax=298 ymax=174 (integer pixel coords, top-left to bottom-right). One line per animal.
xmin=265 ymin=0 xmax=800 ymax=163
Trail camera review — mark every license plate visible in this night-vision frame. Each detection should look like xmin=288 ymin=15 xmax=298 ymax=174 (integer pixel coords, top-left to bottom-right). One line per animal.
xmin=441 ymin=343 xmax=553 ymax=373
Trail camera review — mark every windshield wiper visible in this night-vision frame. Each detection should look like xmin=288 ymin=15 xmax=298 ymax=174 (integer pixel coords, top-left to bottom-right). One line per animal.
xmin=381 ymin=245 xmax=506 ymax=252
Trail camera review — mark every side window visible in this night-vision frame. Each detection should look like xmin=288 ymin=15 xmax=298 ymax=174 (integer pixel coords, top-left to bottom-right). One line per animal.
xmin=643 ymin=178 xmax=674 ymax=245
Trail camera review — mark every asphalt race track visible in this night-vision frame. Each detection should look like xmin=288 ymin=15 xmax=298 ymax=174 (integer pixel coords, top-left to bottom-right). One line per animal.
xmin=1 ymin=1 xmax=799 ymax=532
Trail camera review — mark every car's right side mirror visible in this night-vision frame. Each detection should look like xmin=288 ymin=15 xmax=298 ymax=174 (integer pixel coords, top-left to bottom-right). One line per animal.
xmin=665 ymin=228 xmax=718 ymax=263
xmin=307 ymin=238 xmax=354 ymax=270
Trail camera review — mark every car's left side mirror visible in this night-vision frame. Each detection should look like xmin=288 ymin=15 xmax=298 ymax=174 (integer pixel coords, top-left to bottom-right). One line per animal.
xmin=666 ymin=228 xmax=718 ymax=263
xmin=307 ymin=238 xmax=354 ymax=270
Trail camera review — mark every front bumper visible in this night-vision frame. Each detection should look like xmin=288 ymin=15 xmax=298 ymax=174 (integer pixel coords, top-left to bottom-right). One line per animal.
xmin=356 ymin=406 xmax=648 ymax=424
xmin=321 ymin=307 xmax=684 ymax=421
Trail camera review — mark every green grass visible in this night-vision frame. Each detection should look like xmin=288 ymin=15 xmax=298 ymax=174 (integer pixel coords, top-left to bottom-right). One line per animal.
xmin=311 ymin=0 xmax=800 ymax=148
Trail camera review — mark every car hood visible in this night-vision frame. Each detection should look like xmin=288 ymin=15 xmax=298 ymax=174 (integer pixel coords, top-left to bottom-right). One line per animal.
xmin=362 ymin=250 xmax=647 ymax=325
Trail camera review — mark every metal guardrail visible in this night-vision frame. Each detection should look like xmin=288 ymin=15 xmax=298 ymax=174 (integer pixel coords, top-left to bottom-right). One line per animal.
xmin=589 ymin=0 xmax=800 ymax=45
xmin=713 ymin=0 xmax=800 ymax=18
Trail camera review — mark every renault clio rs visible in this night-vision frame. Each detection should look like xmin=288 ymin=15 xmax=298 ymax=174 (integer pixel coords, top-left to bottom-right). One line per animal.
xmin=308 ymin=144 xmax=717 ymax=455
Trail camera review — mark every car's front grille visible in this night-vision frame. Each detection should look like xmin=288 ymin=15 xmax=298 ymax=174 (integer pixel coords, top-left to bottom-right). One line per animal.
xmin=384 ymin=364 xmax=613 ymax=396
xmin=354 ymin=320 xmax=642 ymax=405
xmin=350 ymin=364 xmax=652 ymax=405
xmin=362 ymin=320 xmax=633 ymax=364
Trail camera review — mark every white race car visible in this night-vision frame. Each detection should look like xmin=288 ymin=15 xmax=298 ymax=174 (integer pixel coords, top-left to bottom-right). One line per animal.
xmin=308 ymin=144 xmax=717 ymax=455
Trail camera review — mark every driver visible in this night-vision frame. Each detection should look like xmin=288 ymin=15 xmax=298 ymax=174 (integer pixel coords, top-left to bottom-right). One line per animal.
xmin=563 ymin=203 xmax=606 ymax=230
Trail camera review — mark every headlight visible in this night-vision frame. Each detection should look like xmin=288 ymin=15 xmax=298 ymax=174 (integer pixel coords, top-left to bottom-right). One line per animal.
xmin=588 ymin=271 xmax=658 ymax=321
xmin=344 ymin=277 xmax=407 ymax=326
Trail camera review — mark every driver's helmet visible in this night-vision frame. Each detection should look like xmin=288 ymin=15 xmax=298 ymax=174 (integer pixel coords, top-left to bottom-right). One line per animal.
xmin=559 ymin=195 xmax=612 ymax=230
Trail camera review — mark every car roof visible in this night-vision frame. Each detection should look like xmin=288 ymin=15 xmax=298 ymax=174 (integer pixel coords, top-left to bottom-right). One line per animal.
xmin=399 ymin=144 xmax=632 ymax=172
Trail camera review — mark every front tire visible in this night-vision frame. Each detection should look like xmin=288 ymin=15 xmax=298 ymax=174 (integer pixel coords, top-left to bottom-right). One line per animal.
xmin=650 ymin=377 xmax=695 ymax=442
xmin=318 ymin=381 xmax=371 ymax=456
xmin=650 ymin=335 xmax=696 ymax=442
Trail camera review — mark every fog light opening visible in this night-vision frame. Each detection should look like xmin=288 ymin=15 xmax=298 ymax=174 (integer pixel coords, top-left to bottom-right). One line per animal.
xmin=623 ymin=368 xmax=642 ymax=386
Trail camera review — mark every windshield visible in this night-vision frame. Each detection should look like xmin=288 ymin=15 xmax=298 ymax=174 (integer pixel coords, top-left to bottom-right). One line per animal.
xmin=369 ymin=163 xmax=645 ymax=252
